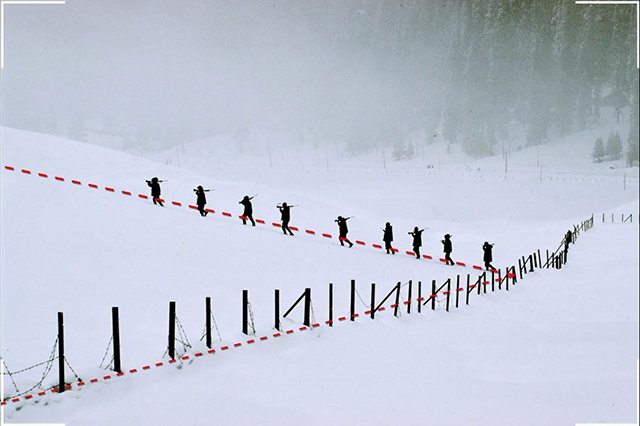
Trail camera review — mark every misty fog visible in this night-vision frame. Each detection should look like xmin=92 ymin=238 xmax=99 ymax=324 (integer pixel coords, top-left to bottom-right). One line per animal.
xmin=1 ymin=0 xmax=638 ymax=158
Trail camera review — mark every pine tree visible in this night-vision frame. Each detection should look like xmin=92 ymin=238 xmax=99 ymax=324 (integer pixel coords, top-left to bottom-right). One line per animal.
xmin=606 ymin=131 xmax=623 ymax=160
xmin=592 ymin=137 xmax=605 ymax=163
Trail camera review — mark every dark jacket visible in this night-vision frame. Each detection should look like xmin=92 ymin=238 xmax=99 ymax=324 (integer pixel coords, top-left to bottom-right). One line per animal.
xmin=410 ymin=230 xmax=423 ymax=247
xmin=240 ymin=198 xmax=253 ymax=215
xmin=442 ymin=238 xmax=452 ymax=253
xmin=196 ymin=189 xmax=207 ymax=206
xmin=483 ymin=243 xmax=493 ymax=262
xmin=337 ymin=218 xmax=349 ymax=236
xmin=148 ymin=181 xmax=161 ymax=197
xmin=383 ymin=225 xmax=393 ymax=242
xmin=279 ymin=205 xmax=290 ymax=222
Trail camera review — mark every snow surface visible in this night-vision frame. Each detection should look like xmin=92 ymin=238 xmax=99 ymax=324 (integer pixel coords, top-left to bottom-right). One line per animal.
xmin=1 ymin=126 xmax=638 ymax=425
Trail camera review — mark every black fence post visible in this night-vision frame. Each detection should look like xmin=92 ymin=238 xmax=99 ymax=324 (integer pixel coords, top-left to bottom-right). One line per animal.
xmin=407 ymin=280 xmax=412 ymax=314
xmin=533 ymin=252 xmax=538 ymax=269
xmin=417 ymin=281 xmax=422 ymax=314
xmin=455 ymin=275 xmax=460 ymax=308
xmin=518 ymin=258 xmax=523 ymax=278
xmin=242 ymin=290 xmax=248 ymax=335
xmin=329 ymin=283 xmax=333 ymax=327
xmin=445 ymin=280 xmax=451 ymax=312
xmin=303 ymin=288 xmax=311 ymax=326
xmin=112 ymin=307 xmax=122 ymax=373
xmin=168 ymin=301 xmax=176 ymax=360
xmin=370 ymin=283 xmax=376 ymax=319
xmin=57 ymin=312 xmax=65 ymax=393
xmin=274 ymin=289 xmax=280 ymax=331
xmin=350 ymin=280 xmax=356 ymax=322
xmin=465 ymin=275 xmax=470 ymax=305
xmin=528 ymin=255 xmax=534 ymax=272
xmin=546 ymin=249 xmax=550 ymax=268
xmin=537 ymin=249 xmax=542 ymax=269
xmin=491 ymin=270 xmax=495 ymax=292
xmin=431 ymin=280 xmax=436 ymax=311
xmin=205 ymin=298 xmax=212 ymax=349
xmin=393 ymin=282 xmax=400 ymax=318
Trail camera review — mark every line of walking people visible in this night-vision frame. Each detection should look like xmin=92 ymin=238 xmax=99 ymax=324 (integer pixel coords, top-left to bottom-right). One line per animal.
xmin=147 ymin=177 xmax=497 ymax=270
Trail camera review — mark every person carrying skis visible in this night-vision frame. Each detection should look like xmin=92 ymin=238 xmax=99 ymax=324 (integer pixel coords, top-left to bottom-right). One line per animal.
xmin=194 ymin=186 xmax=210 ymax=217
xmin=335 ymin=216 xmax=353 ymax=247
xmin=239 ymin=195 xmax=256 ymax=226
xmin=408 ymin=227 xmax=424 ymax=259
xmin=441 ymin=234 xmax=454 ymax=265
xmin=146 ymin=177 xmax=164 ymax=206
xmin=277 ymin=202 xmax=294 ymax=236
xmin=482 ymin=241 xmax=495 ymax=271
xmin=564 ymin=229 xmax=572 ymax=255
xmin=383 ymin=222 xmax=394 ymax=254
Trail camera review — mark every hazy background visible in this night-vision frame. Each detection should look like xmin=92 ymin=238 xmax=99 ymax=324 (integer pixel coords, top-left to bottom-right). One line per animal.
xmin=0 ymin=0 xmax=637 ymax=159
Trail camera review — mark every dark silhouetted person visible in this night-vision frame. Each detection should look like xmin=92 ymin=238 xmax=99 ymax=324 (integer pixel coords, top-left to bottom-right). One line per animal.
xmin=383 ymin=222 xmax=394 ymax=254
xmin=239 ymin=195 xmax=255 ymax=226
xmin=482 ymin=242 xmax=495 ymax=270
xmin=408 ymin=227 xmax=424 ymax=259
xmin=146 ymin=177 xmax=164 ymax=206
xmin=194 ymin=186 xmax=210 ymax=217
xmin=335 ymin=216 xmax=353 ymax=247
xmin=442 ymin=234 xmax=454 ymax=265
xmin=564 ymin=229 xmax=572 ymax=254
xmin=278 ymin=202 xmax=294 ymax=235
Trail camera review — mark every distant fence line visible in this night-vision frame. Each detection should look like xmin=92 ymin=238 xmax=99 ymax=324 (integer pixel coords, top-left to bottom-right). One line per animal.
xmin=1 ymin=215 xmax=595 ymax=407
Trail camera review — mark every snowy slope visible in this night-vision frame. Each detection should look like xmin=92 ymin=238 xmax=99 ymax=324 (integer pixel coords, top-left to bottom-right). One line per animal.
xmin=1 ymin=127 xmax=638 ymax=425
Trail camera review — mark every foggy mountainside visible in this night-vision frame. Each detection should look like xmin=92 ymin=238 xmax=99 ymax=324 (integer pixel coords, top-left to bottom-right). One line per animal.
xmin=1 ymin=0 xmax=638 ymax=160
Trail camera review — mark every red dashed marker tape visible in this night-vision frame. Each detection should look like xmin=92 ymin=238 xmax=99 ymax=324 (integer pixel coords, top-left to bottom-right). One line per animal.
xmin=168 ymin=359 xmax=176 ymax=364
xmin=221 ymin=346 xmax=230 ymax=350
xmin=456 ymin=261 xmax=466 ymax=266
xmin=299 ymin=326 xmax=308 ymax=331
xmin=406 ymin=251 xmax=415 ymax=256
xmin=391 ymin=248 xmax=399 ymax=253
xmin=356 ymin=240 xmax=366 ymax=245
xmin=473 ymin=265 xmax=483 ymax=270
xmin=142 ymin=365 xmax=151 ymax=370
xmin=351 ymin=313 xmax=360 ymax=318
xmin=21 ymin=169 xmax=31 ymax=174
xmin=272 ymin=222 xmax=281 ymax=227
xmin=256 ymin=219 xmax=266 ymax=224
xmin=233 ymin=343 xmax=242 ymax=347
xmin=423 ymin=254 xmax=433 ymax=259
xmin=88 ymin=183 xmax=98 ymax=189
xmin=188 ymin=204 xmax=198 ymax=209
xmin=246 ymin=340 xmax=255 ymax=344
xmin=208 ymin=349 xmax=216 ymax=354
xmin=90 ymin=378 xmax=99 ymax=383
xmin=306 ymin=229 xmax=316 ymax=235
xmin=482 ymin=281 xmax=490 ymax=286
xmin=290 ymin=226 xmax=299 ymax=231
xmin=205 ymin=208 xmax=215 ymax=214
xmin=286 ymin=330 xmax=294 ymax=334
xmin=372 ymin=244 xmax=382 ymax=249
xmin=443 ymin=291 xmax=450 ymax=295
xmin=138 ymin=194 xmax=148 ymax=199
xmin=456 ymin=287 xmax=464 ymax=292
xmin=222 ymin=212 xmax=232 ymax=217
xmin=38 ymin=172 xmax=48 ymax=178
xmin=103 ymin=375 xmax=112 ymax=380
xmin=55 ymin=176 xmax=65 ymax=181
xmin=195 ymin=352 xmax=204 ymax=356
xmin=378 ymin=306 xmax=386 ymax=311
xmin=129 ymin=368 xmax=138 ymax=373
xmin=312 ymin=323 xmax=320 ymax=328
xmin=439 ymin=258 xmax=448 ymax=263
xmin=155 ymin=362 xmax=163 ymax=367
xmin=105 ymin=187 xmax=115 ymax=192
xmin=172 ymin=201 xmax=182 ymax=206
xmin=272 ymin=333 xmax=281 ymax=338
xmin=507 ymin=273 xmax=515 ymax=278
xmin=322 ymin=233 xmax=332 ymax=238
xmin=122 ymin=190 xmax=132 ymax=196
xmin=72 ymin=180 xmax=81 ymax=185
xmin=260 ymin=336 xmax=268 ymax=341
xmin=4 ymin=165 xmax=15 ymax=171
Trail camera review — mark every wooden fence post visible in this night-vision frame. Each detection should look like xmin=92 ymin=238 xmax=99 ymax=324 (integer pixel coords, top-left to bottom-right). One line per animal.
xmin=168 ymin=301 xmax=176 ymax=360
xmin=274 ymin=290 xmax=280 ymax=331
xmin=329 ymin=283 xmax=333 ymax=327
xmin=58 ymin=312 xmax=65 ymax=393
xmin=242 ymin=290 xmax=248 ymax=335
xmin=303 ymin=288 xmax=311 ymax=326
xmin=370 ymin=283 xmax=376 ymax=319
xmin=112 ymin=307 xmax=122 ymax=372
xmin=350 ymin=280 xmax=356 ymax=322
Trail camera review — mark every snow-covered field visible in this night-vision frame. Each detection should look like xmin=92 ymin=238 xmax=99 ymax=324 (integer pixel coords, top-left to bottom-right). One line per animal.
xmin=1 ymin=126 xmax=638 ymax=425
